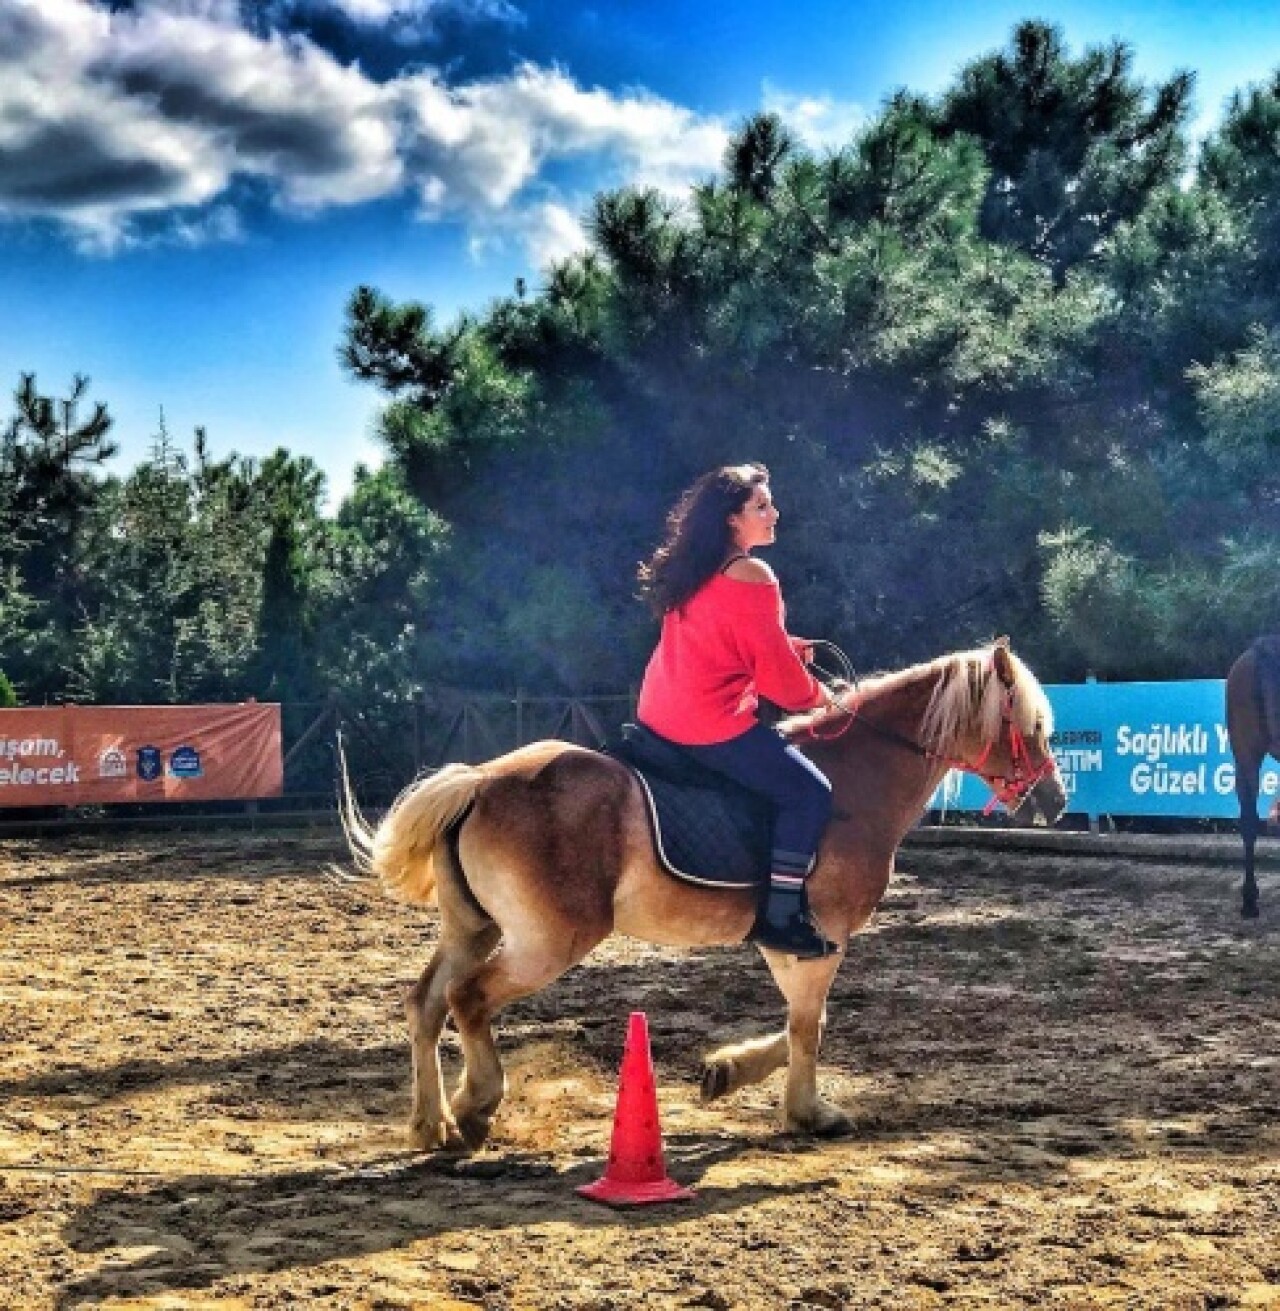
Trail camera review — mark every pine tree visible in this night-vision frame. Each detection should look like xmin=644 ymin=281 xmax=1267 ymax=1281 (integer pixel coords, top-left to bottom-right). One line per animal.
xmin=936 ymin=21 xmax=1193 ymax=283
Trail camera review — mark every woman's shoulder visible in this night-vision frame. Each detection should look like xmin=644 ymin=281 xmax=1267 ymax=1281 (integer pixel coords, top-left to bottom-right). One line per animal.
xmin=722 ymin=556 xmax=777 ymax=586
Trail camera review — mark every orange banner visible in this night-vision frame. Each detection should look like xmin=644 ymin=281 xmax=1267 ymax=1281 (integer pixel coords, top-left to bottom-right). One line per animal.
xmin=0 ymin=703 xmax=283 ymax=807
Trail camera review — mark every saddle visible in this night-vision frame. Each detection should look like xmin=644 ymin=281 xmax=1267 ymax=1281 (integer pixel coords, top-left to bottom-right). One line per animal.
xmin=610 ymin=723 xmax=772 ymax=890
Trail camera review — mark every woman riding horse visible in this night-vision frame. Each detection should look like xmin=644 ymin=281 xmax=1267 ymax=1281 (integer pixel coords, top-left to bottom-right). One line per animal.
xmin=343 ymin=584 xmax=1066 ymax=1151
xmin=636 ymin=463 xmax=842 ymax=959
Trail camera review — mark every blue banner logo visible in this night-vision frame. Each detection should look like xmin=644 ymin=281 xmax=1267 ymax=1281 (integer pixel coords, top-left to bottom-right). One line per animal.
xmin=168 ymin=745 xmax=203 ymax=779
xmin=136 ymin=745 xmax=162 ymax=782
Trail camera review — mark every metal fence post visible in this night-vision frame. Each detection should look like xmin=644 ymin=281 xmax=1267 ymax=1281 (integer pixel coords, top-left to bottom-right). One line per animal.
xmin=1085 ymin=671 xmax=1101 ymax=835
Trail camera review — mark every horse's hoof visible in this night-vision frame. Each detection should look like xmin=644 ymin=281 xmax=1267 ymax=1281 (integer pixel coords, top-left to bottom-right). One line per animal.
xmin=450 ymin=1094 xmax=495 ymax=1149
xmin=1242 ymin=901 xmax=1261 ymax=920
xmin=454 ymin=1112 xmax=492 ymax=1150
xmin=786 ymin=1103 xmax=854 ymax=1138
xmin=813 ymin=1110 xmax=855 ymax=1139
xmin=700 ymin=1061 xmax=732 ymax=1103
xmin=408 ymin=1117 xmax=464 ymax=1153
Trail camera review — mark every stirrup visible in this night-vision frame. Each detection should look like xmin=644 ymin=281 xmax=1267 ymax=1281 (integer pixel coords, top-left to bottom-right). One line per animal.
xmin=750 ymin=911 xmax=840 ymax=960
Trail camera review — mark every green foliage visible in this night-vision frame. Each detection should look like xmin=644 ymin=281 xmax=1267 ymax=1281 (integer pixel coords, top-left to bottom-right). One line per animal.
xmin=1201 ymin=72 xmax=1280 ymax=272
xmin=1191 ymin=326 xmax=1280 ymax=478
xmin=936 ymin=21 xmax=1193 ymax=282
xmin=1040 ymin=527 xmax=1280 ymax=678
xmin=64 ymin=418 xmax=303 ymax=702
xmin=315 ymin=464 xmax=449 ymax=704
xmin=0 ymin=668 xmax=17 ymax=709
xmin=321 ymin=27 xmax=1280 ymax=687
xmin=1040 ymin=527 xmax=1146 ymax=675
xmin=8 ymin=22 xmax=1280 ymax=708
xmin=0 ymin=373 xmax=118 ymax=698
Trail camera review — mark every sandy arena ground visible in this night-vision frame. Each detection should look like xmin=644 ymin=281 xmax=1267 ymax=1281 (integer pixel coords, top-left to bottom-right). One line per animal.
xmin=2 ymin=828 xmax=1279 ymax=1310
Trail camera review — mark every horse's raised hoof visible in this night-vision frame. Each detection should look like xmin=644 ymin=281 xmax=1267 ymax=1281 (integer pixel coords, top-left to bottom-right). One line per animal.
xmin=700 ymin=1060 xmax=735 ymax=1103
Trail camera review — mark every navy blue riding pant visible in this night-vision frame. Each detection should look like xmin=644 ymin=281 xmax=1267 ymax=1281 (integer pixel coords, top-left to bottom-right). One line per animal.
xmin=683 ymin=723 xmax=833 ymax=877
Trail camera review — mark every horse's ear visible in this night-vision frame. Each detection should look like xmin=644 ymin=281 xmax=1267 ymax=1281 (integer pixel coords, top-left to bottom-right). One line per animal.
xmin=992 ymin=639 xmax=1015 ymax=688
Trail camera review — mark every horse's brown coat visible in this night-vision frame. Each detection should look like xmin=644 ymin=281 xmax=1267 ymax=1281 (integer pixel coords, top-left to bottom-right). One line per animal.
xmin=1225 ymin=637 xmax=1280 ymax=917
xmin=348 ymin=642 xmax=1066 ymax=1151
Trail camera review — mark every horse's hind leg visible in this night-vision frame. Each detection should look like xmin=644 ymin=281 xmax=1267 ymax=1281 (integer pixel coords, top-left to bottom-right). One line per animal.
xmin=445 ymin=929 xmax=604 ymax=1150
xmin=1236 ymin=760 xmax=1262 ymax=919
xmin=405 ymin=922 xmax=500 ymax=1151
xmin=762 ymin=950 xmax=850 ymax=1137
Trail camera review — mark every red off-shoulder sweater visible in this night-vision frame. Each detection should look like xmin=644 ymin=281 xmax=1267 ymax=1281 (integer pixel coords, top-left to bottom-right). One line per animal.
xmin=636 ymin=574 xmax=825 ymax=745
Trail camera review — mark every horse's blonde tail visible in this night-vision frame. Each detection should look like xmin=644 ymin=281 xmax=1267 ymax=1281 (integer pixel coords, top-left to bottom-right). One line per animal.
xmin=370 ymin=764 xmax=484 ymax=906
xmin=337 ymin=737 xmax=483 ymax=907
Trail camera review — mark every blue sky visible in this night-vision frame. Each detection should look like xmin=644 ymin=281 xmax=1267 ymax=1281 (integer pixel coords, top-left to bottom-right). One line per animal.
xmin=3 ymin=0 xmax=1278 ymax=509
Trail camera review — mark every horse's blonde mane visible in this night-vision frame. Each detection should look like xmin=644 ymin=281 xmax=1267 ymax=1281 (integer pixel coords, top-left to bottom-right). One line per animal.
xmin=919 ymin=646 xmax=1053 ymax=755
xmin=783 ymin=644 xmax=1053 ymax=756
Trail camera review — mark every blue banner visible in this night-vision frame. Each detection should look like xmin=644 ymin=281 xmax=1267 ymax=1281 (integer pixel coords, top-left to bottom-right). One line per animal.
xmin=932 ymin=679 xmax=1280 ymax=819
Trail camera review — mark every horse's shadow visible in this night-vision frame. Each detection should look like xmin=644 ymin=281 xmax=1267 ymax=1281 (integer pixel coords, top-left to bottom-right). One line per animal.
xmin=0 ymin=1036 xmax=407 ymax=1120
xmin=53 ymin=1137 xmax=831 ymax=1307
xmin=0 ymin=833 xmax=347 ymax=892
xmin=53 ymin=1095 xmax=1271 ymax=1309
xmin=36 ymin=887 xmax=1280 ymax=1306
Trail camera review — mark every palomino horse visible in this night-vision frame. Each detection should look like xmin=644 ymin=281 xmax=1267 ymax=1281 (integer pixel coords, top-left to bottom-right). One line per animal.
xmin=344 ymin=640 xmax=1066 ymax=1152
xmin=1225 ymin=636 xmax=1280 ymax=918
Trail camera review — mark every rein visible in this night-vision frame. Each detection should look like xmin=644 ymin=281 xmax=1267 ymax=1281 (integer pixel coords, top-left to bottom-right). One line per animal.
xmin=804 ymin=660 xmax=1054 ymax=816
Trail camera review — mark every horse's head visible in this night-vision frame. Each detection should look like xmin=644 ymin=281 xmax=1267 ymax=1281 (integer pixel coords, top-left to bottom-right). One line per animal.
xmin=923 ymin=639 xmax=1067 ymax=826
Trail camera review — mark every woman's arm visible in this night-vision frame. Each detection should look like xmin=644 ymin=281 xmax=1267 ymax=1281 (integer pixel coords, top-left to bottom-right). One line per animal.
xmin=723 ymin=559 xmax=826 ymax=712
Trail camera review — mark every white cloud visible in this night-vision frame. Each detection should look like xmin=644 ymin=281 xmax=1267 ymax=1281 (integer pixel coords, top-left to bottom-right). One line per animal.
xmin=135 ymin=0 xmax=521 ymax=27
xmin=0 ymin=0 xmax=400 ymax=243
xmin=322 ymin=0 xmax=432 ymax=20
xmin=463 ymin=197 xmax=589 ymax=270
xmin=762 ymin=81 xmax=866 ymax=151
xmin=71 ymin=202 xmax=245 ymax=256
xmin=313 ymin=0 xmax=520 ymax=25
xmin=0 ymin=0 xmax=726 ymax=258
xmin=394 ymin=63 xmax=726 ymax=214
xmin=131 ymin=1 xmax=244 ymax=20
xmin=519 ymin=200 xmax=588 ymax=267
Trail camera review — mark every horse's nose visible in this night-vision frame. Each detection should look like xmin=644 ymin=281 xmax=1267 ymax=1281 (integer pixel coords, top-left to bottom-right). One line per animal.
xmin=1010 ymin=772 xmax=1067 ymax=827
xmin=1032 ymin=773 xmax=1068 ymax=827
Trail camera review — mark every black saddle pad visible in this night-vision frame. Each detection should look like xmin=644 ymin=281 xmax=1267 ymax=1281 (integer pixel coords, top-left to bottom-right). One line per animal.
xmin=610 ymin=724 xmax=771 ymax=889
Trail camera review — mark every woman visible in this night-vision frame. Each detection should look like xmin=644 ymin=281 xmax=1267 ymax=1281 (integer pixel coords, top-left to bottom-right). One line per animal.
xmin=636 ymin=463 xmax=839 ymax=959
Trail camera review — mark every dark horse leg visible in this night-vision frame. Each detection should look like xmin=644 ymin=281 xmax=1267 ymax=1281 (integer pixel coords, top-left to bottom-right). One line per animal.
xmin=1227 ymin=647 xmax=1266 ymax=919
xmin=1236 ymin=756 xmax=1262 ymax=920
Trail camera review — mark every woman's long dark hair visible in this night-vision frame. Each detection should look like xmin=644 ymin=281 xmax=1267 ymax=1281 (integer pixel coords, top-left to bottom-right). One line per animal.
xmin=638 ymin=463 xmax=769 ymax=616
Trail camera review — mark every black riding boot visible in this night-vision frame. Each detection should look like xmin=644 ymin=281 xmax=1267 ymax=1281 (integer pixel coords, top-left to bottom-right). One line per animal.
xmin=751 ymin=884 xmax=840 ymax=959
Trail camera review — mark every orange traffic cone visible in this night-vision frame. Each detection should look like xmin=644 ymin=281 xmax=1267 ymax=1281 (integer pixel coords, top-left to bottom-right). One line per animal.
xmin=576 ymin=1011 xmax=695 ymax=1207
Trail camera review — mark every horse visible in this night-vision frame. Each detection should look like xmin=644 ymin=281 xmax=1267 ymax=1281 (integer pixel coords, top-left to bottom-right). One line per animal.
xmin=1225 ymin=636 xmax=1280 ymax=918
xmin=342 ymin=639 xmax=1066 ymax=1152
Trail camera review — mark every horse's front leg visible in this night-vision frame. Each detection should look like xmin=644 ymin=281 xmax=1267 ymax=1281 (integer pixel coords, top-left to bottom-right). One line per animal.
xmin=761 ymin=949 xmax=850 ymax=1137
xmin=1238 ymin=770 xmax=1262 ymax=919
xmin=701 ymin=1030 xmax=789 ymax=1102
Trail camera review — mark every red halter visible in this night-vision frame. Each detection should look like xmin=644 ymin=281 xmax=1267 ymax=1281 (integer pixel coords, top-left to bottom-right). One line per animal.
xmin=958 ymin=683 xmax=1057 ymax=816
xmin=806 ymin=665 xmax=1056 ymax=816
